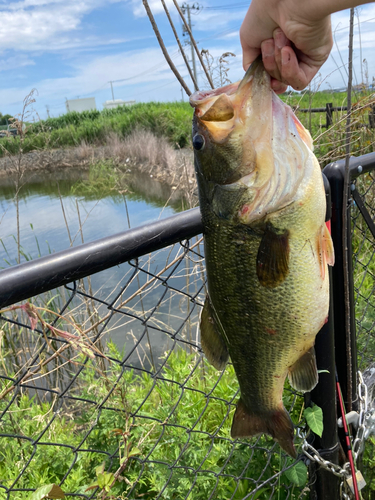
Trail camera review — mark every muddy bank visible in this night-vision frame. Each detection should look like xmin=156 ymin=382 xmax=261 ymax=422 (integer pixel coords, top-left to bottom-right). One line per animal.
xmin=0 ymin=135 xmax=196 ymax=200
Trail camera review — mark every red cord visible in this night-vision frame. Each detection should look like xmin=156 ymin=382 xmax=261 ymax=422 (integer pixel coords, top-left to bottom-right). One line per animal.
xmin=336 ymin=380 xmax=360 ymax=500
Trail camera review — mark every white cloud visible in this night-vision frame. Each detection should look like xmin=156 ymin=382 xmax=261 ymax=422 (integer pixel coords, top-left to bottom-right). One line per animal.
xmin=131 ymin=0 xmax=175 ymax=18
xmin=0 ymin=54 xmax=35 ymax=71
xmin=0 ymin=46 xmax=183 ymax=110
xmin=310 ymin=6 xmax=375 ymax=89
xmin=0 ymin=0 xmax=127 ymax=51
xmin=1 ymin=0 xmax=375 ymax=115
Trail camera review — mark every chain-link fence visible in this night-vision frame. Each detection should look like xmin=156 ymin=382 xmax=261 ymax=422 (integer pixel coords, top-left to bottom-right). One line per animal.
xmin=1 ymin=153 xmax=375 ymax=500
xmin=352 ymin=167 xmax=375 ymax=371
xmin=350 ymin=160 xmax=375 ymax=497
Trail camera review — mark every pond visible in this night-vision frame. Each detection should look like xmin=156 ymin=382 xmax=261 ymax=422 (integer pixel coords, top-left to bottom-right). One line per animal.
xmin=0 ymin=168 xmax=186 ymax=262
xmin=0 ymin=166 xmax=204 ymax=371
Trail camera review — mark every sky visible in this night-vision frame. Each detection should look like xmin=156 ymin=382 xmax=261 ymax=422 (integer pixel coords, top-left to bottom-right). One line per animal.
xmin=0 ymin=0 xmax=375 ymax=121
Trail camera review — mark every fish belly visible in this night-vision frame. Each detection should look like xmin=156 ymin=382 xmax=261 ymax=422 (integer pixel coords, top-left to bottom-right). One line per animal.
xmin=202 ymin=208 xmax=329 ymax=456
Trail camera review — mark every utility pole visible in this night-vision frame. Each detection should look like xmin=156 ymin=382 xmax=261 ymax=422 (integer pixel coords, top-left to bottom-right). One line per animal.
xmin=46 ymin=105 xmax=50 ymax=119
xmin=109 ymin=81 xmax=115 ymax=101
xmin=181 ymin=2 xmax=200 ymax=90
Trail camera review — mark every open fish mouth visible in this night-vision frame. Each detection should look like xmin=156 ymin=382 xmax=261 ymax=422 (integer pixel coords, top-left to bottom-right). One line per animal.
xmin=189 ymin=56 xmax=265 ymax=127
xmin=190 ymin=57 xmax=314 ymax=224
xmin=190 ymin=56 xmax=263 ymax=106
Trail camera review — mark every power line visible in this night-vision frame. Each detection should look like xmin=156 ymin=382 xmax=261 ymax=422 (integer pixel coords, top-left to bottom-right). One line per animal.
xmin=203 ymin=2 xmax=248 ymax=9
xmin=109 ymin=50 xmax=180 ymax=84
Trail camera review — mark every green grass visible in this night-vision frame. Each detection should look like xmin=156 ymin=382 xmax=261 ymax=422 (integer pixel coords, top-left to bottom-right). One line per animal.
xmin=0 ymin=93 xmax=373 ymax=166
xmin=0 ymin=342 xmax=307 ymax=500
xmin=281 ymin=89 xmax=355 ymax=109
xmin=0 ymin=102 xmax=193 ymax=158
xmin=280 ymin=89 xmax=375 ymax=165
xmin=1 ymin=94 xmax=375 ymax=499
xmin=70 ymin=159 xmax=126 ymax=199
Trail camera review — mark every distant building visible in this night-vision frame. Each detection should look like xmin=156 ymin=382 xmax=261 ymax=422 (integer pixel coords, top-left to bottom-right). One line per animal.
xmin=66 ymin=97 xmax=96 ymax=113
xmin=103 ymin=99 xmax=136 ymax=110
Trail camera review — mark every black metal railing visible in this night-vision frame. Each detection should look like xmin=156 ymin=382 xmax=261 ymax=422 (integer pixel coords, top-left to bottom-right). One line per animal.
xmin=295 ymin=102 xmax=375 ymax=128
xmin=0 ymin=151 xmax=374 ymax=499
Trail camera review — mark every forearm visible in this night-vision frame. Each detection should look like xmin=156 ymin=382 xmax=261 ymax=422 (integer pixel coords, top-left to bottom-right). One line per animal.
xmin=280 ymin=0 xmax=374 ymax=21
xmin=240 ymin=0 xmax=373 ymax=89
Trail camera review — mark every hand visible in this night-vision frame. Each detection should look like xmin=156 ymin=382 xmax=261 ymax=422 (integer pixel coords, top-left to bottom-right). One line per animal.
xmin=240 ymin=0 xmax=333 ymax=93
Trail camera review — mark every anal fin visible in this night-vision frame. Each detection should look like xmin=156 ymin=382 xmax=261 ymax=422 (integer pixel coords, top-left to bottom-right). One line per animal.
xmin=200 ymin=297 xmax=229 ymax=371
xmin=288 ymin=347 xmax=318 ymax=393
xmin=231 ymin=398 xmax=296 ymax=458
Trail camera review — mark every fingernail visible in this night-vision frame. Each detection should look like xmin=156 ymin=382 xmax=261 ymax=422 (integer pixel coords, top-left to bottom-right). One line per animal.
xmin=282 ymin=49 xmax=290 ymax=65
xmin=261 ymin=39 xmax=274 ymax=58
xmin=274 ymin=29 xmax=287 ymax=49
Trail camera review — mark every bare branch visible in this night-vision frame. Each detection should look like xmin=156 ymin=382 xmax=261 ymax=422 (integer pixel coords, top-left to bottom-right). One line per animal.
xmin=143 ymin=0 xmax=192 ymax=96
xmin=342 ymin=7 xmax=355 ymax=410
xmin=161 ymin=0 xmax=199 ymax=91
xmin=172 ymin=0 xmax=215 ymax=90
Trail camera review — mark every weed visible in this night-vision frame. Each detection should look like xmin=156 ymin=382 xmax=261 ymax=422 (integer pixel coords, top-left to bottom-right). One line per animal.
xmin=0 ymin=342 xmax=308 ymax=500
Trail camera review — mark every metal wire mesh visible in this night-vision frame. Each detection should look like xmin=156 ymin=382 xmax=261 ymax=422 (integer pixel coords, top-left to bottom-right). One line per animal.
xmin=0 ymin=232 xmax=306 ymax=499
xmin=351 ymin=167 xmax=375 ymax=497
xmin=1 ymin=161 xmax=374 ymax=499
xmin=352 ymin=169 xmax=375 ymax=370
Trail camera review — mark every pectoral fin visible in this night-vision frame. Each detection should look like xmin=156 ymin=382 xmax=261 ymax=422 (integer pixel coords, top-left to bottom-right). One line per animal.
xmin=318 ymin=224 xmax=335 ymax=279
xmin=200 ymin=297 xmax=229 ymax=371
xmin=256 ymin=225 xmax=290 ymax=288
xmin=288 ymin=347 xmax=318 ymax=392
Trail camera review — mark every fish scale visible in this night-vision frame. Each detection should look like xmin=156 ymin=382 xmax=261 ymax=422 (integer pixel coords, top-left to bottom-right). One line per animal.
xmin=190 ymin=57 xmax=334 ymax=457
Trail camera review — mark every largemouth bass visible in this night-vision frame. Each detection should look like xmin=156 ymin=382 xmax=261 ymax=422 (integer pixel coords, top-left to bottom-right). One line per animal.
xmin=190 ymin=58 xmax=334 ymax=458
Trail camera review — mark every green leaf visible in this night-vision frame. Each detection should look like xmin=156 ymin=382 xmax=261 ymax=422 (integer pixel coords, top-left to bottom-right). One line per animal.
xmin=95 ymin=463 xmax=105 ymax=476
xmin=97 ymin=471 xmax=114 ymax=489
xmin=128 ymin=447 xmax=141 ymax=457
xmin=284 ymin=462 xmax=308 ymax=487
xmin=29 ymin=484 xmax=65 ymax=500
xmin=304 ymin=404 xmax=324 ymax=437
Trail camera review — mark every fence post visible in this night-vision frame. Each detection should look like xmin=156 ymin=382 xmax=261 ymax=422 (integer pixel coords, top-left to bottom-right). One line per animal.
xmin=369 ymin=104 xmax=375 ymax=129
xmin=306 ymin=174 xmax=340 ymax=499
xmin=323 ymin=160 xmax=358 ymax=450
xmin=326 ymin=103 xmax=333 ymax=128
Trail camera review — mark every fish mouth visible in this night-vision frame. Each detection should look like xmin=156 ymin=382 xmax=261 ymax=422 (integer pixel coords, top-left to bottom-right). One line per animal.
xmin=190 ymin=56 xmax=273 ymax=191
xmin=189 ymin=56 xmax=267 ymax=115
xmin=190 ymin=57 xmax=315 ymax=224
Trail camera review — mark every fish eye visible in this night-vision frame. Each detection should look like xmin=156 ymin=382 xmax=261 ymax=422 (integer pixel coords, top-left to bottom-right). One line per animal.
xmin=193 ymin=134 xmax=205 ymax=151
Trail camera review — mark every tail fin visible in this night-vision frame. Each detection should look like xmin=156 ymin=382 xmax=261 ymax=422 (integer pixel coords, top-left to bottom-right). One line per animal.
xmin=231 ymin=398 xmax=296 ymax=458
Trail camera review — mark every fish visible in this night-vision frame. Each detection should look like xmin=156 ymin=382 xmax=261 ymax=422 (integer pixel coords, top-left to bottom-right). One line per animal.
xmin=189 ymin=58 xmax=334 ymax=458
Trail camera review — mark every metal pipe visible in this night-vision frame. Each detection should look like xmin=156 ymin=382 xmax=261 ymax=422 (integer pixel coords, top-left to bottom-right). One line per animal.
xmin=306 ymin=175 xmax=340 ymax=499
xmin=0 ymin=208 xmax=203 ymax=309
xmin=323 ymin=158 xmax=361 ymax=415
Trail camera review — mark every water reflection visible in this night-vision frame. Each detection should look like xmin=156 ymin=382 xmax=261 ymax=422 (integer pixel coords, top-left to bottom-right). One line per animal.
xmin=0 ymin=166 xmax=204 ymax=376
xmin=0 ymin=167 xmax=181 ymax=265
